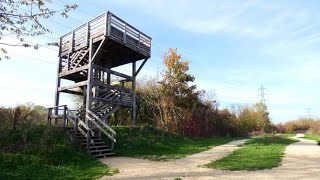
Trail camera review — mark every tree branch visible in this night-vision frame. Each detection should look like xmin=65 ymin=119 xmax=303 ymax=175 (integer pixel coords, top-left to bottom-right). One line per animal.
xmin=0 ymin=10 xmax=63 ymax=18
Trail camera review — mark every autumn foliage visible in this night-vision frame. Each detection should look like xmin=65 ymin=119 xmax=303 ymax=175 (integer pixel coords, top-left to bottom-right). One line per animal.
xmin=111 ymin=48 xmax=272 ymax=137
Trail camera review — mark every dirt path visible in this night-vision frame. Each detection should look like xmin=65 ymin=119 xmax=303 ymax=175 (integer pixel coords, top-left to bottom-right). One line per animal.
xmin=99 ymin=136 xmax=320 ymax=180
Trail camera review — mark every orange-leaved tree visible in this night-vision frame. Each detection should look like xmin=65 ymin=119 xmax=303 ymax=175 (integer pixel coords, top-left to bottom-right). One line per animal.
xmin=158 ymin=48 xmax=202 ymax=132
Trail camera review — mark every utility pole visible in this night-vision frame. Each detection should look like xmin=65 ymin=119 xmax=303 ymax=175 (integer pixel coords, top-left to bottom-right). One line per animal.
xmin=306 ymin=108 xmax=312 ymax=119
xmin=258 ymin=85 xmax=266 ymax=105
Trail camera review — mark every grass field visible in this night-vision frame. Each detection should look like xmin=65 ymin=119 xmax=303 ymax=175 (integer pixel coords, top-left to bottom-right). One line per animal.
xmin=112 ymin=126 xmax=238 ymax=160
xmin=303 ymin=133 xmax=320 ymax=145
xmin=0 ymin=126 xmax=111 ymax=179
xmin=279 ymin=133 xmax=296 ymax=138
xmin=205 ymin=136 xmax=297 ymax=171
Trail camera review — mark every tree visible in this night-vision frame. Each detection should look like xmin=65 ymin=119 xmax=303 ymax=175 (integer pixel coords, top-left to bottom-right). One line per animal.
xmin=160 ymin=48 xmax=200 ymax=108
xmin=0 ymin=0 xmax=77 ymax=60
xmin=157 ymin=48 xmax=202 ymax=132
xmin=254 ymin=102 xmax=271 ymax=132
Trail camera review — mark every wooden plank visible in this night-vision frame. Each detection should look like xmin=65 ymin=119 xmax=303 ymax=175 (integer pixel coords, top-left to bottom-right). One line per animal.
xmin=101 ymin=106 xmax=120 ymax=120
xmin=60 ymin=89 xmax=83 ymax=96
xmin=93 ymin=97 xmax=132 ymax=107
xmin=109 ymin=12 xmax=151 ymax=39
xmin=92 ymin=64 xmax=133 ymax=81
xmin=58 ymin=80 xmax=87 ymax=91
xmin=74 ymin=44 xmax=88 ymax=51
xmin=92 ymin=80 xmax=131 ymax=93
xmin=92 ymin=35 xmax=105 ymax=43
xmin=59 ymin=65 xmax=89 ymax=77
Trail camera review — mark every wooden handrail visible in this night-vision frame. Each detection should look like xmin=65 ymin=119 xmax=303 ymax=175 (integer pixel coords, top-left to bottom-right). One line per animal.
xmin=66 ymin=108 xmax=95 ymax=136
xmin=46 ymin=104 xmax=67 ymax=109
xmin=86 ymin=115 xmax=116 ymax=143
xmin=87 ymin=109 xmax=116 ymax=135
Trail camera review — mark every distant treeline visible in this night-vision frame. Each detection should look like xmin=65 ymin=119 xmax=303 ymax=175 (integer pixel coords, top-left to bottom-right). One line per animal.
xmin=276 ymin=118 xmax=320 ymax=135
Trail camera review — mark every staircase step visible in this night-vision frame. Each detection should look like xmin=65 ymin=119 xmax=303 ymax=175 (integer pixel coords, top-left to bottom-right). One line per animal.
xmin=93 ymin=152 xmax=116 ymax=158
xmin=75 ymin=135 xmax=100 ymax=139
xmin=81 ymin=141 xmax=105 ymax=146
xmin=89 ymin=149 xmax=112 ymax=154
xmin=79 ymin=139 xmax=103 ymax=144
xmin=88 ymin=145 xmax=109 ymax=149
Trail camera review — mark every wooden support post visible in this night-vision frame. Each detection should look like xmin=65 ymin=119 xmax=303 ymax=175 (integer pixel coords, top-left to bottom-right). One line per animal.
xmin=47 ymin=108 xmax=52 ymax=126
xmin=83 ymin=86 xmax=87 ymax=109
xmin=74 ymin=116 xmax=78 ymax=138
xmin=67 ymin=53 xmax=70 ymax=70
xmin=63 ymin=105 xmax=67 ymax=128
xmin=111 ymin=134 xmax=115 ymax=150
xmin=54 ymin=55 xmax=62 ymax=124
xmin=71 ymin=30 xmax=75 ymax=53
xmin=106 ymin=64 xmax=111 ymax=85
xmin=85 ymin=39 xmax=94 ymax=149
xmin=131 ymin=60 xmax=136 ymax=127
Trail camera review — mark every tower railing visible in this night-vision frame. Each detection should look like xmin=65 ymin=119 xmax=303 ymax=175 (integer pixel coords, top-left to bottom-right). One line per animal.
xmin=59 ymin=12 xmax=151 ymax=58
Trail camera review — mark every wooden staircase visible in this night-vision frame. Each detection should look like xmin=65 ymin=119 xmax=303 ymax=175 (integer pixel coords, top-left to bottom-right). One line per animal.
xmin=48 ymin=100 xmax=119 ymax=158
xmin=68 ymin=129 xmax=114 ymax=158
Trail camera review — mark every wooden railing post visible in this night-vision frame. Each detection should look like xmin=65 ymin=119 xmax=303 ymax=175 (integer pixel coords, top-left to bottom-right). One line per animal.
xmin=138 ymin=32 xmax=141 ymax=51
xmin=74 ymin=116 xmax=78 ymax=138
xmin=63 ymin=105 xmax=67 ymax=128
xmin=111 ymin=134 xmax=115 ymax=150
xmin=47 ymin=108 xmax=52 ymax=126
xmin=123 ymin=24 xmax=127 ymax=44
xmin=107 ymin=13 xmax=111 ymax=36
xmin=120 ymin=81 xmax=124 ymax=102
xmin=67 ymin=53 xmax=70 ymax=70
xmin=104 ymin=12 xmax=108 ymax=36
xmin=86 ymin=22 xmax=90 ymax=46
xmin=71 ymin=30 xmax=75 ymax=53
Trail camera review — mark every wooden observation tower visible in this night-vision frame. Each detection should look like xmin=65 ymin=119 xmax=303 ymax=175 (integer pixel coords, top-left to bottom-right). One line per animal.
xmin=47 ymin=12 xmax=151 ymax=158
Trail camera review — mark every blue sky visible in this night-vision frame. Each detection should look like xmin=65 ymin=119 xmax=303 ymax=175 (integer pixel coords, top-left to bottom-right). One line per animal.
xmin=1 ymin=0 xmax=320 ymax=123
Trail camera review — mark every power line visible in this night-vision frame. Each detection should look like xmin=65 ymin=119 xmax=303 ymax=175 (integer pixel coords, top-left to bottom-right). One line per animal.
xmin=10 ymin=51 xmax=58 ymax=65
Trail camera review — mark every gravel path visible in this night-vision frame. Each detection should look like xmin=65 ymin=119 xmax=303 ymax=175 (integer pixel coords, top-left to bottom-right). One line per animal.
xmin=99 ymin=139 xmax=249 ymax=180
xmin=99 ymin=135 xmax=320 ymax=180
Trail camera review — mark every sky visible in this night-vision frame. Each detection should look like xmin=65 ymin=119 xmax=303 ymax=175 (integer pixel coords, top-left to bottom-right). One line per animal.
xmin=1 ymin=0 xmax=320 ymax=123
